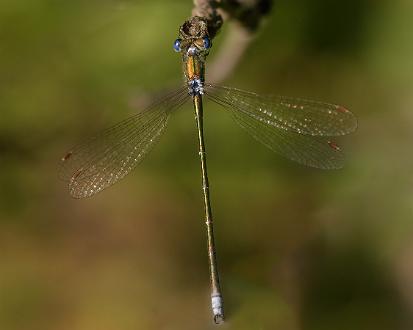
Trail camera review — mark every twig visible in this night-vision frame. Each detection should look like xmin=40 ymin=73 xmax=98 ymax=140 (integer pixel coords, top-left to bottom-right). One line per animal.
xmin=207 ymin=22 xmax=253 ymax=83
xmin=193 ymin=0 xmax=273 ymax=34
xmin=192 ymin=0 xmax=223 ymax=39
xmin=190 ymin=0 xmax=273 ymax=82
xmin=129 ymin=0 xmax=273 ymax=107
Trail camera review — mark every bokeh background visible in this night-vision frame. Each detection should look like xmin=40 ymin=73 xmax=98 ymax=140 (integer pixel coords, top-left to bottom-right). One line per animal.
xmin=1 ymin=0 xmax=413 ymax=329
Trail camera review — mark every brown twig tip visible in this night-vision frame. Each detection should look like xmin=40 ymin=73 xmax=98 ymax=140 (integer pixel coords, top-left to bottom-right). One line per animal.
xmin=191 ymin=0 xmax=273 ymax=40
xmin=191 ymin=0 xmax=223 ymax=39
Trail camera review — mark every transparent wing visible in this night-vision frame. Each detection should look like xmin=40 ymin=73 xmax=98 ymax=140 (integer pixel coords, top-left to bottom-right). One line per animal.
xmin=205 ymin=84 xmax=357 ymax=136
xmin=206 ymin=84 xmax=354 ymax=169
xmin=59 ymin=87 xmax=189 ymax=198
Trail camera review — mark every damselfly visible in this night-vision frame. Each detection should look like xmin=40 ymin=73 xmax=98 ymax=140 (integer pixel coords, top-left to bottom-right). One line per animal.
xmin=60 ymin=17 xmax=357 ymax=324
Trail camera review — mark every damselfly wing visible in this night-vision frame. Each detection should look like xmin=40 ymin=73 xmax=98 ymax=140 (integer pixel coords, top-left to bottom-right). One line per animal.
xmin=59 ymin=87 xmax=188 ymax=198
xmin=205 ymin=84 xmax=357 ymax=169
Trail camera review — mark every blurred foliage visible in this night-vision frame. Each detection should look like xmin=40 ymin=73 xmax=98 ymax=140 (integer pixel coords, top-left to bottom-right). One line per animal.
xmin=1 ymin=0 xmax=413 ymax=329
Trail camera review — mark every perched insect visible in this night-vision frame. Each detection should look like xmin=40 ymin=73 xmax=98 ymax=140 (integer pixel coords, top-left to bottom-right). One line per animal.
xmin=60 ymin=16 xmax=357 ymax=324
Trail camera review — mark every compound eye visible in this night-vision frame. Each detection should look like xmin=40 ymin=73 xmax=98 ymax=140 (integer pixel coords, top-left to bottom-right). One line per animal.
xmin=203 ymin=36 xmax=211 ymax=49
xmin=173 ymin=39 xmax=182 ymax=52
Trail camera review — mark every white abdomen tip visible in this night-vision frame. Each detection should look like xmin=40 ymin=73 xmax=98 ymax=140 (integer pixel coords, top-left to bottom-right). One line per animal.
xmin=211 ymin=294 xmax=224 ymax=324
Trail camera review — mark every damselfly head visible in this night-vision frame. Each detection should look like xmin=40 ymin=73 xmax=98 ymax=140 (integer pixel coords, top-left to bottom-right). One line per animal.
xmin=174 ymin=16 xmax=212 ymax=57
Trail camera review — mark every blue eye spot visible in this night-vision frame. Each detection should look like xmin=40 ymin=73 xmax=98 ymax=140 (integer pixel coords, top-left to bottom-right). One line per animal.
xmin=203 ymin=37 xmax=211 ymax=49
xmin=173 ymin=39 xmax=182 ymax=52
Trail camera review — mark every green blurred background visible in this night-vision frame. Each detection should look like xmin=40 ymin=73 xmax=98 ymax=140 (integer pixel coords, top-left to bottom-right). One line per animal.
xmin=1 ymin=0 xmax=413 ymax=329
